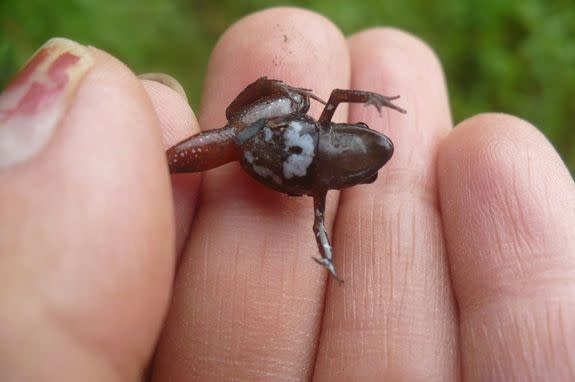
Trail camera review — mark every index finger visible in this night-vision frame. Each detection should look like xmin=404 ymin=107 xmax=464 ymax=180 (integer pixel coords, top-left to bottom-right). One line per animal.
xmin=152 ymin=8 xmax=350 ymax=381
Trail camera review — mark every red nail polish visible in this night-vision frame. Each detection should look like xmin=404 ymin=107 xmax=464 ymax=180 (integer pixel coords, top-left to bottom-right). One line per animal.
xmin=0 ymin=38 xmax=93 ymax=170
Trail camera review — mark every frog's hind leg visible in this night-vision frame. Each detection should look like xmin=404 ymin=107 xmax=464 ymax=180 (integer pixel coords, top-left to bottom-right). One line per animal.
xmin=312 ymin=191 xmax=344 ymax=283
xmin=167 ymin=124 xmax=240 ymax=173
xmin=226 ymin=77 xmax=326 ymax=124
xmin=318 ymin=89 xmax=407 ymax=125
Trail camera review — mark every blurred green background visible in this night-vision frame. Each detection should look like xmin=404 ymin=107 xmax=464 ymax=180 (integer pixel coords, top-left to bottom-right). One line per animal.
xmin=1 ymin=0 xmax=574 ymax=172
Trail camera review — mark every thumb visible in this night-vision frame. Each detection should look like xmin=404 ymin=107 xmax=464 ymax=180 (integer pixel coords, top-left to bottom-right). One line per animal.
xmin=0 ymin=38 xmax=174 ymax=380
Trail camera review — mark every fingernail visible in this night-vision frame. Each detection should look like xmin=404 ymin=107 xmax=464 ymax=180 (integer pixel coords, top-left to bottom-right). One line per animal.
xmin=0 ymin=38 xmax=93 ymax=170
xmin=138 ymin=72 xmax=188 ymax=102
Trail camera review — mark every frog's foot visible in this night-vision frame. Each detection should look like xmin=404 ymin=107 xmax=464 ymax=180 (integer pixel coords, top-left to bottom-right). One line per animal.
xmin=365 ymin=93 xmax=405 ymax=115
xmin=313 ymin=256 xmax=344 ymax=283
xmin=262 ymin=77 xmax=326 ymax=103
xmin=275 ymin=81 xmax=327 ymax=105
xmin=319 ymin=89 xmax=406 ymax=125
xmin=294 ymin=87 xmax=327 ymax=105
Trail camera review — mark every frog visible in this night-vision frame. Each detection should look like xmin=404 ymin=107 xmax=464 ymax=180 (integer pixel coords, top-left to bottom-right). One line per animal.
xmin=167 ymin=77 xmax=406 ymax=282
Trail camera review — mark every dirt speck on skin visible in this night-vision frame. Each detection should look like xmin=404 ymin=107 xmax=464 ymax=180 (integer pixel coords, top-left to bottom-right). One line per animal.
xmin=283 ymin=34 xmax=288 ymax=43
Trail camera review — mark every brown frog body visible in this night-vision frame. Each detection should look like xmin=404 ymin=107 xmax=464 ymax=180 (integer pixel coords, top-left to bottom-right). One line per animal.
xmin=167 ymin=77 xmax=406 ymax=282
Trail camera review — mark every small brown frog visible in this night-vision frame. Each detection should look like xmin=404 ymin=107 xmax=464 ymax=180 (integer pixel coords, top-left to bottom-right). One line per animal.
xmin=168 ymin=77 xmax=406 ymax=282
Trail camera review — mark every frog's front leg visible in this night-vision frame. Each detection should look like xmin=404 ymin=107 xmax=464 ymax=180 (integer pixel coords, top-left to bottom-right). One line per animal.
xmin=312 ymin=191 xmax=344 ymax=283
xmin=167 ymin=125 xmax=240 ymax=173
xmin=318 ymin=89 xmax=407 ymax=125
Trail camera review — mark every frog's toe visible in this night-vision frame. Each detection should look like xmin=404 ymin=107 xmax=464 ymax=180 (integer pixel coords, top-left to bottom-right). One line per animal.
xmin=313 ymin=256 xmax=344 ymax=283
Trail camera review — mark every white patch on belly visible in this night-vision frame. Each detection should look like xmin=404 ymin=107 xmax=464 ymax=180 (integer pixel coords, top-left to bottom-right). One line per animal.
xmin=242 ymin=98 xmax=292 ymax=125
xmin=263 ymin=127 xmax=273 ymax=142
xmin=244 ymin=151 xmax=254 ymax=164
xmin=283 ymin=121 xmax=315 ymax=179
xmin=244 ymin=151 xmax=282 ymax=184
xmin=253 ymin=164 xmax=283 ymax=184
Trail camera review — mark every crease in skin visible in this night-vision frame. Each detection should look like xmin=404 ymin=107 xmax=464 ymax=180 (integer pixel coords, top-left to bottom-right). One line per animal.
xmin=200 ymin=230 xmax=210 ymax=295
xmin=494 ymin=146 xmax=532 ymax=275
xmin=557 ymin=304 xmax=575 ymax=377
xmin=464 ymin=301 xmax=575 ymax=380
xmin=185 ymin=221 xmax=323 ymax=380
xmin=377 ymin=167 xmax=438 ymax=209
xmin=512 ymin=150 xmax=542 ymax=254
xmin=385 ymin=204 xmax=398 ymax=304
xmin=29 ymin=306 xmax=132 ymax=381
xmin=398 ymin=204 xmax=415 ymax=320
xmin=367 ymin=192 xmax=377 ymax=259
xmin=355 ymin=205 xmax=365 ymax=306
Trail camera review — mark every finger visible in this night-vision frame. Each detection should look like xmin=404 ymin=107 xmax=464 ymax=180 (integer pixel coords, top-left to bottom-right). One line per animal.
xmin=0 ymin=39 xmax=174 ymax=379
xmin=152 ymin=8 xmax=349 ymax=381
xmin=314 ymin=29 xmax=459 ymax=381
xmin=438 ymin=113 xmax=575 ymax=380
xmin=140 ymin=77 xmax=202 ymax=254
xmin=139 ymin=73 xmax=188 ymax=102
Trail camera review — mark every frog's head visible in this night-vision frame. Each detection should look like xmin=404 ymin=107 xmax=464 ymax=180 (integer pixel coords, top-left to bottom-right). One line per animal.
xmin=315 ymin=123 xmax=393 ymax=190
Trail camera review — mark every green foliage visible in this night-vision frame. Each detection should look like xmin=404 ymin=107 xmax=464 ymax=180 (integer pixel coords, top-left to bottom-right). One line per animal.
xmin=1 ymin=0 xmax=574 ymax=172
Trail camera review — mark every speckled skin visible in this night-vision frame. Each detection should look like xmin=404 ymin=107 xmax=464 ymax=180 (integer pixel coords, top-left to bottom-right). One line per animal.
xmin=167 ymin=77 xmax=406 ymax=281
xmin=239 ymin=114 xmax=318 ymax=196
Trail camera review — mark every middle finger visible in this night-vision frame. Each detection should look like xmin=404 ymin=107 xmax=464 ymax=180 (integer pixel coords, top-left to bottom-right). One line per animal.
xmin=314 ymin=29 xmax=458 ymax=380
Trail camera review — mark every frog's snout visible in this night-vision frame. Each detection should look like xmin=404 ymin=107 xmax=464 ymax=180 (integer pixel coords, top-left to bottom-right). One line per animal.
xmin=376 ymin=134 xmax=394 ymax=165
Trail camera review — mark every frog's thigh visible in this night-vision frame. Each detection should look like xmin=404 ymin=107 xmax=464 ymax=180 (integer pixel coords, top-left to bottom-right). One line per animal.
xmin=226 ymin=77 xmax=287 ymax=120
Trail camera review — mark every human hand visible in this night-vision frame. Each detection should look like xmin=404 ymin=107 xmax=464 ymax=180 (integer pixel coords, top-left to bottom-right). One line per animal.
xmin=1 ymin=7 xmax=574 ymax=381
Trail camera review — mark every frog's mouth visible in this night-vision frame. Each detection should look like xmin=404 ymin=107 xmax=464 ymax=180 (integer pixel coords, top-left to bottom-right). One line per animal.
xmin=361 ymin=172 xmax=378 ymax=184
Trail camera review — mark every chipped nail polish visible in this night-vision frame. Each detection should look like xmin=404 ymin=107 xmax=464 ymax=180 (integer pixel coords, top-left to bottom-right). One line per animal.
xmin=0 ymin=38 xmax=93 ymax=170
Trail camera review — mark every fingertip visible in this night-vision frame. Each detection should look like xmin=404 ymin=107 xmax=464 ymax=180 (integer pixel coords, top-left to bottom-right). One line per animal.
xmin=201 ymin=6 xmax=350 ymax=125
xmin=439 ymin=112 xmax=573 ymax=209
xmin=220 ymin=6 xmax=348 ymax=67
xmin=139 ymin=73 xmax=188 ymax=102
xmin=348 ymin=27 xmax=447 ymax=114
xmin=349 ymin=27 xmax=444 ymax=75
xmin=439 ymin=111 xmax=575 ymax=305
xmin=140 ymin=77 xmax=200 ymax=146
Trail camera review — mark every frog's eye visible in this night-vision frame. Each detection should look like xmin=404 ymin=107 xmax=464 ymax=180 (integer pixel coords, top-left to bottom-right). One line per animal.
xmin=356 ymin=122 xmax=370 ymax=130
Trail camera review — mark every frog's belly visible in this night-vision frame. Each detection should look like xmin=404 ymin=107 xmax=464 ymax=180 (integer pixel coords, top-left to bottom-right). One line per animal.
xmin=238 ymin=116 xmax=318 ymax=196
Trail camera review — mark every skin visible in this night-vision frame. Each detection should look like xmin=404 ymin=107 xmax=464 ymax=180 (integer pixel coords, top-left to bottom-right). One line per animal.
xmin=1 ymin=7 xmax=574 ymax=382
